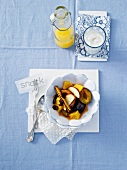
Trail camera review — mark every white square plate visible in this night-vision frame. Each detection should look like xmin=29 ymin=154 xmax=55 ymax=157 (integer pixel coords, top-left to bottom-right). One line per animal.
xmin=28 ymin=69 xmax=99 ymax=133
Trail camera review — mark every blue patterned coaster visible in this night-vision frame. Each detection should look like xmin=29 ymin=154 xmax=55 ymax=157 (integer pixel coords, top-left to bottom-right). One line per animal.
xmin=75 ymin=14 xmax=111 ymax=60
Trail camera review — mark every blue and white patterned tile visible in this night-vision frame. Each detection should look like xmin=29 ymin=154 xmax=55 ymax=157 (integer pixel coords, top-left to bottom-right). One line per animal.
xmin=75 ymin=14 xmax=111 ymax=60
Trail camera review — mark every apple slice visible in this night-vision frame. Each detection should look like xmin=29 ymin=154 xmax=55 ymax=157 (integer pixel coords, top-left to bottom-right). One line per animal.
xmin=68 ymin=87 xmax=80 ymax=98
xmin=65 ymin=94 xmax=75 ymax=106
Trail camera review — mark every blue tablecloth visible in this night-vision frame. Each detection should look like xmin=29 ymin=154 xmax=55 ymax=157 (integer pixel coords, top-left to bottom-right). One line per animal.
xmin=0 ymin=0 xmax=127 ymax=170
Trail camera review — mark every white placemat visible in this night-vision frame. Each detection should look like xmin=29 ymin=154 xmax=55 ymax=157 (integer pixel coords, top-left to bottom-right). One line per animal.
xmin=28 ymin=69 xmax=99 ymax=133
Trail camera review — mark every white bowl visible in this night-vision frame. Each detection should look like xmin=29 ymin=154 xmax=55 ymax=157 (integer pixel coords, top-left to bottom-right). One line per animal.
xmin=45 ymin=73 xmax=100 ymax=128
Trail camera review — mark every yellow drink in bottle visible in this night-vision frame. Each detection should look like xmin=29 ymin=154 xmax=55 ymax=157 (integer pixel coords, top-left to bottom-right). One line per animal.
xmin=50 ymin=6 xmax=74 ymax=48
xmin=54 ymin=26 xmax=74 ymax=48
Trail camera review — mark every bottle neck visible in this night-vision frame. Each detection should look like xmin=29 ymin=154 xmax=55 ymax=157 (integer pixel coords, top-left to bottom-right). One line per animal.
xmin=52 ymin=6 xmax=72 ymax=31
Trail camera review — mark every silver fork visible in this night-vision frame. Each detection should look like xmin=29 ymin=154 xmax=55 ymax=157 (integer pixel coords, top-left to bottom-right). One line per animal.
xmin=27 ymin=117 xmax=38 ymax=142
xmin=27 ymin=95 xmax=45 ymax=142
xmin=32 ymin=79 xmax=39 ymax=127
xmin=33 ymin=79 xmax=39 ymax=102
xmin=27 ymin=80 xmax=39 ymax=142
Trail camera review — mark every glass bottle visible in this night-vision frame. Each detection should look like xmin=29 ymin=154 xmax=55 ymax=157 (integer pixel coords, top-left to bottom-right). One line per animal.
xmin=50 ymin=6 xmax=74 ymax=48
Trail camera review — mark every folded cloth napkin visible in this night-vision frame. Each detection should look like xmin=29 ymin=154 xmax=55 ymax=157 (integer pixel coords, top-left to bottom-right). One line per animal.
xmin=75 ymin=11 xmax=111 ymax=61
xmin=26 ymin=106 xmax=76 ymax=144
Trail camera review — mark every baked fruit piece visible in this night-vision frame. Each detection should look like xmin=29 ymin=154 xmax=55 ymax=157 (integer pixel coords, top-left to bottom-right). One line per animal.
xmin=79 ymin=88 xmax=92 ymax=104
xmin=69 ymin=111 xmax=80 ymax=120
xmin=62 ymin=81 xmax=73 ymax=90
xmin=74 ymin=84 xmax=84 ymax=92
xmin=52 ymin=82 xmax=93 ymax=120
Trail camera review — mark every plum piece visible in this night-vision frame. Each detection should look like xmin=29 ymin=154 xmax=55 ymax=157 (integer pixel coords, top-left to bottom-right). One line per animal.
xmin=53 ymin=94 xmax=58 ymax=104
xmin=71 ymin=99 xmax=86 ymax=113
xmin=52 ymin=104 xmax=63 ymax=112
xmin=76 ymin=100 xmax=86 ymax=113
xmin=80 ymin=88 xmax=92 ymax=104
xmin=52 ymin=105 xmax=59 ymax=110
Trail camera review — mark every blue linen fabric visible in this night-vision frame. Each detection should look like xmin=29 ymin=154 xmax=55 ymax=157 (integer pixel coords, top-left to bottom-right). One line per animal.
xmin=0 ymin=0 xmax=127 ymax=170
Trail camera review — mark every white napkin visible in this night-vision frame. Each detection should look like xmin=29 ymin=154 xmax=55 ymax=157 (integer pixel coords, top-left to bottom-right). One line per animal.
xmin=26 ymin=106 xmax=76 ymax=144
